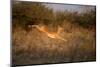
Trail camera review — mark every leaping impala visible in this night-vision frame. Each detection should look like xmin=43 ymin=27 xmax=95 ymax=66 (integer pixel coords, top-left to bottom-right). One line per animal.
xmin=28 ymin=24 xmax=67 ymax=41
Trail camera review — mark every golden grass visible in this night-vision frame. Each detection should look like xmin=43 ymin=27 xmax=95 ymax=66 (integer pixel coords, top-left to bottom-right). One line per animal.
xmin=12 ymin=21 xmax=96 ymax=65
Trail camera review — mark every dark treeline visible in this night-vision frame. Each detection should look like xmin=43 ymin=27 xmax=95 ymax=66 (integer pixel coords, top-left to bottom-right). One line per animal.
xmin=12 ymin=1 xmax=96 ymax=30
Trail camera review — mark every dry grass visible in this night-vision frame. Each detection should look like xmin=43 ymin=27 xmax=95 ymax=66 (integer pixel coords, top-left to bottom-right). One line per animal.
xmin=12 ymin=21 xmax=96 ymax=65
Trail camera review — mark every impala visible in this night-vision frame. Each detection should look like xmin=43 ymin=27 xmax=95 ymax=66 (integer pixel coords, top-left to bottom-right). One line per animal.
xmin=28 ymin=24 xmax=67 ymax=41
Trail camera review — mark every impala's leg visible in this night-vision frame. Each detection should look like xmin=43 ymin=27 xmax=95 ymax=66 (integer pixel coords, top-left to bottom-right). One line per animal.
xmin=56 ymin=35 xmax=67 ymax=41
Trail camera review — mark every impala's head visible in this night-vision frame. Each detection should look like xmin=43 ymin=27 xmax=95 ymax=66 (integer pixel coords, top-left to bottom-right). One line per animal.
xmin=28 ymin=24 xmax=40 ymax=27
xmin=28 ymin=24 xmax=46 ymax=32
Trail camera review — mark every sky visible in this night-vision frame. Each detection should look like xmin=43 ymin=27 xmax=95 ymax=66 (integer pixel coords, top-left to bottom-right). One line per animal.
xmin=13 ymin=1 xmax=96 ymax=13
xmin=44 ymin=3 xmax=95 ymax=13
